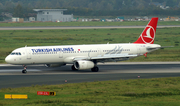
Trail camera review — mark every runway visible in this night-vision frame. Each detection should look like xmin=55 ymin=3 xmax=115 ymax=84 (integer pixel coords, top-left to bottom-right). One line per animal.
xmin=0 ymin=25 xmax=180 ymax=30
xmin=0 ymin=62 xmax=180 ymax=89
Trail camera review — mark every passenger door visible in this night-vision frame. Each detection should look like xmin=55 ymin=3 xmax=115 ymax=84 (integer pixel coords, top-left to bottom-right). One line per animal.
xmin=59 ymin=51 xmax=63 ymax=58
xmin=25 ymin=49 xmax=31 ymax=59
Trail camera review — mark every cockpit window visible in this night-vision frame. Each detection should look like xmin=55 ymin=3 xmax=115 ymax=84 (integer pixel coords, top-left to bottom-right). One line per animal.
xmin=11 ymin=53 xmax=15 ymax=55
xmin=11 ymin=52 xmax=21 ymax=55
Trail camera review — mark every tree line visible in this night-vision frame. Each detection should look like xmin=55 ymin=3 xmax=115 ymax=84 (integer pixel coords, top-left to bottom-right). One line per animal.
xmin=1 ymin=0 xmax=180 ymax=10
xmin=0 ymin=0 xmax=180 ymax=18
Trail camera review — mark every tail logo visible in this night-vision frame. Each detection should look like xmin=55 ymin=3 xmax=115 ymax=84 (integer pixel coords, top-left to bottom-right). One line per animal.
xmin=141 ymin=25 xmax=155 ymax=44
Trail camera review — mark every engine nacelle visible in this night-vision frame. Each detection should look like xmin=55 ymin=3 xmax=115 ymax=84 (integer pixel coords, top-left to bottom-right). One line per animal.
xmin=45 ymin=63 xmax=66 ymax=67
xmin=74 ymin=60 xmax=94 ymax=70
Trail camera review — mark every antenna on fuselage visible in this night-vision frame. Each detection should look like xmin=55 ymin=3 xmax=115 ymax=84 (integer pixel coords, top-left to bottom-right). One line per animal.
xmin=25 ymin=45 xmax=27 ymax=47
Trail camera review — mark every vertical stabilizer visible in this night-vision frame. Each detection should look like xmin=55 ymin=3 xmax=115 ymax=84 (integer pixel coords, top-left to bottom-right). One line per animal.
xmin=133 ymin=17 xmax=158 ymax=44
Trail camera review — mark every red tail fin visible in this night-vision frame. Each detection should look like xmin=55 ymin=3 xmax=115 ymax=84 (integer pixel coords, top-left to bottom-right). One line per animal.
xmin=133 ymin=17 xmax=158 ymax=44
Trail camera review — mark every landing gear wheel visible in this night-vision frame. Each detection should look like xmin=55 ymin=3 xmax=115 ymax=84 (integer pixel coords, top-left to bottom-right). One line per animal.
xmin=22 ymin=69 xmax=27 ymax=73
xmin=91 ymin=67 xmax=99 ymax=72
xmin=22 ymin=65 xmax=27 ymax=74
xmin=71 ymin=65 xmax=78 ymax=71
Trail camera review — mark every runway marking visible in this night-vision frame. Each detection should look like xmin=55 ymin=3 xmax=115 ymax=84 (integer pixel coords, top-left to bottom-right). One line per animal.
xmin=0 ymin=69 xmax=41 ymax=72
xmin=98 ymin=62 xmax=180 ymax=65
xmin=1 ymin=69 xmax=180 ymax=75
xmin=0 ymin=62 xmax=180 ymax=75
xmin=171 ymin=67 xmax=180 ymax=69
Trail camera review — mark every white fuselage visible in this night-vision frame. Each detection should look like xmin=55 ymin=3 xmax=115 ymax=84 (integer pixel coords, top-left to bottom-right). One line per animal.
xmin=5 ymin=43 xmax=161 ymax=65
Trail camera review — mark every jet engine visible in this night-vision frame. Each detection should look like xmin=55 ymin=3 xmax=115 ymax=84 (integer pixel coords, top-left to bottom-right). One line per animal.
xmin=74 ymin=60 xmax=94 ymax=70
xmin=45 ymin=63 xmax=66 ymax=67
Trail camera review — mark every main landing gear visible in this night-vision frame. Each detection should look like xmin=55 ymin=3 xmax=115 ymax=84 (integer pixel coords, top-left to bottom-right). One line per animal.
xmin=91 ymin=61 xmax=99 ymax=72
xmin=71 ymin=65 xmax=78 ymax=71
xmin=22 ymin=65 xmax=27 ymax=73
xmin=91 ymin=66 xmax=99 ymax=72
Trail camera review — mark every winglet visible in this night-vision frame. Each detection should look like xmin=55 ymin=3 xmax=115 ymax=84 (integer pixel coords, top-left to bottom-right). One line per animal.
xmin=133 ymin=17 xmax=158 ymax=44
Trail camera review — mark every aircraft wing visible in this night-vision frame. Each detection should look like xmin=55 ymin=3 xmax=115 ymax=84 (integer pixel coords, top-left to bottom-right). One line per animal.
xmin=91 ymin=54 xmax=137 ymax=60
xmin=74 ymin=53 xmax=137 ymax=61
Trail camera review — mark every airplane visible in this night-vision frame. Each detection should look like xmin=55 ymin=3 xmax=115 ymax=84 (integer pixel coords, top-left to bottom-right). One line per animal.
xmin=5 ymin=17 xmax=161 ymax=73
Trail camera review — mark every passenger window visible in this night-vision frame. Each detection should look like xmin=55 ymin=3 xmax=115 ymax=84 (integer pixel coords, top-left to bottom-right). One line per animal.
xmin=19 ymin=53 xmax=21 ymax=55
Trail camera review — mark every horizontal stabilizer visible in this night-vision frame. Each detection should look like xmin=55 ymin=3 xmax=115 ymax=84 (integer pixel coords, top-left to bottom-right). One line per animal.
xmin=146 ymin=46 xmax=173 ymax=51
xmin=160 ymin=46 xmax=174 ymax=48
xmin=146 ymin=46 xmax=174 ymax=50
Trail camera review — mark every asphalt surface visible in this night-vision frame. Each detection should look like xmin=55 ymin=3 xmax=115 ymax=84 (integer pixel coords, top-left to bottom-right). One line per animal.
xmin=0 ymin=62 xmax=180 ymax=89
xmin=0 ymin=25 xmax=180 ymax=30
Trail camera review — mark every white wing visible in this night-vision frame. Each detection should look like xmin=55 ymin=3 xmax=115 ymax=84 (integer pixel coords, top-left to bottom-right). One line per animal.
xmin=74 ymin=53 xmax=137 ymax=62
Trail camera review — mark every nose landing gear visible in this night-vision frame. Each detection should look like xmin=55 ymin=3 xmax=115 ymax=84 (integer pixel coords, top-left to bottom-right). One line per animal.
xmin=22 ymin=65 xmax=27 ymax=73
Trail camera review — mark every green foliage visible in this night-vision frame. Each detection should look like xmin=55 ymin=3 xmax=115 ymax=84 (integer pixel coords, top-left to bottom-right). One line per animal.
xmin=0 ymin=0 xmax=180 ymax=17
xmin=13 ymin=4 xmax=23 ymax=18
xmin=0 ymin=0 xmax=178 ymax=10
xmin=1 ymin=77 xmax=180 ymax=105
xmin=0 ymin=17 xmax=3 ymax=21
xmin=0 ymin=21 xmax=180 ymax=27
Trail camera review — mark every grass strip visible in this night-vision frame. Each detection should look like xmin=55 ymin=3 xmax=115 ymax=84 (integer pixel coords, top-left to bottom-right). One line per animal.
xmin=1 ymin=77 xmax=180 ymax=106
xmin=0 ymin=21 xmax=180 ymax=27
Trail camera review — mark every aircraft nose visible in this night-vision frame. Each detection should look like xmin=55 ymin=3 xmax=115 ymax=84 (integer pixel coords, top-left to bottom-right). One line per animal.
xmin=5 ymin=56 xmax=12 ymax=64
